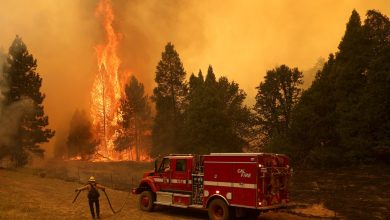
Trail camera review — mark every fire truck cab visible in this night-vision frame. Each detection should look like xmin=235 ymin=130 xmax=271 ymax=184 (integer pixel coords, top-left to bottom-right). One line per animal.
xmin=133 ymin=153 xmax=291 ymax=220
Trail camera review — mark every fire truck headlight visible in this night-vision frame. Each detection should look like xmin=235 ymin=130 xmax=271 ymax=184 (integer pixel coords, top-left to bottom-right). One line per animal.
xmin=216 ymin=190 xmax=220 ymax=194
xmin=258 ymin=164 xmax=264 ymax=168
xmin=258 ymin=202 xmax=262 ymax=206
xmin=226 ymin=192 xmax=232 ymax=200
xmin=204 ymin=190 xmax=209 ymax=197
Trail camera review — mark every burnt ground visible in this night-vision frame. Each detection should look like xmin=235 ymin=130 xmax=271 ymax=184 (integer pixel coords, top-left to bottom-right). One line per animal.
xmin=0 ymin=161 xmax=389 ymax=219
xmin=290 ymin=166 xmax=390 ymax=219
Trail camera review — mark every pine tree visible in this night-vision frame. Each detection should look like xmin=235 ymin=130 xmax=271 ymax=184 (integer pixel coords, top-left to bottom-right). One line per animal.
xmin=289 ymin=55 xmax=340 ymax=165
xmin=115 ymin=76 xmax=152 ymax=161
xmin=1 ymin=36 xmax=55 ymax=166
xmin=347 ymin=10 xmax=390 ymax=162
xmin=183 ymin=66 xmax=253 ymax=153
xmin=182 ymin=70 xmax=206 ymax=153
xmin=289 ymin=10 xmax=390 ymax=166
xmin=151 ymin=43 xmax=187 ymax=156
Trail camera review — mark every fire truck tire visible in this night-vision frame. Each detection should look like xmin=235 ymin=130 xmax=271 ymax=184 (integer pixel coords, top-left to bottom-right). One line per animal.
xmin=208 ymin=198 xmax=231 ymax=220
xmin=139 ymin=191 xmax=155 ymax=212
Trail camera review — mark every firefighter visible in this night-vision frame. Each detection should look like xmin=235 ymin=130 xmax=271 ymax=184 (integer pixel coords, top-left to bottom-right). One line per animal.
xmin=75 ymin=176 xmax=106 ymax=220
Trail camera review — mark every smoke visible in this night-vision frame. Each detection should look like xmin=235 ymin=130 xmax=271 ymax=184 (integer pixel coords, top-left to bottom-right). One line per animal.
xmin=0 ymin=49 xmax=6 ymax=105
xmin=0 ymin=0 xmax=389 ymax=156
xmin=0 ymin=99 xmax=34 ymax=151
xmin=302 ymin=57 xmax=326 ymax=89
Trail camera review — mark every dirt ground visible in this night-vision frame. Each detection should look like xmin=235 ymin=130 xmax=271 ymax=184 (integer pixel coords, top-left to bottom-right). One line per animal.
xmin=0 ymin=161 xmax=389 ymax=219
xmin=0 ymin=168 xmax=312 ymax=220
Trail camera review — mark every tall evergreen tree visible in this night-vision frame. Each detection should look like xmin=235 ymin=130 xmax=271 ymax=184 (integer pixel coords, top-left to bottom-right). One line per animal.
xmin=115 ymin=76 xmax=152 ymax=161
xmin=183 ymin=70 xmax=206 ymax=153
xmin=183 ymin=66 xmax=253 ymax=153
xmin=1 ymin=36 xmax=55 ymax=166
xmin=289 ymin=55 xmax=340 ymax=165
xmin=152 ymin=43 xmax=187 ymax=156
xmin=344 ymin=10 xmax=390 ymax=162
xmin=289 ymin=10 xmax=390 ymax=166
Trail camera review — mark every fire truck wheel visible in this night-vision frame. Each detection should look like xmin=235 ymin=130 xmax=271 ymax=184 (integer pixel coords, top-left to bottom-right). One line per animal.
xmin=208 ymin=198 xmax=230 ymax=220
xmin=139 ymin=191 xmax=155 ymax=212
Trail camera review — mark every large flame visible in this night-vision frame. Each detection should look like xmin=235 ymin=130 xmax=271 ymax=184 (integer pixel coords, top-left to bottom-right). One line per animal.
xmin=90 ymin=0 xmax=150 ymax=162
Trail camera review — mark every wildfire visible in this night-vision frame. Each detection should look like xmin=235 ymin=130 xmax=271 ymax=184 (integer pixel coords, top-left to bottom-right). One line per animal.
xmin=90 ymin=0 xmax=150 ymax=162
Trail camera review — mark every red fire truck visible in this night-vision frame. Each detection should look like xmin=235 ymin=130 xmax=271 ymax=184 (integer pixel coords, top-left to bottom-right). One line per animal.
xmin=132 ymin=153 xmax=291 ymax=220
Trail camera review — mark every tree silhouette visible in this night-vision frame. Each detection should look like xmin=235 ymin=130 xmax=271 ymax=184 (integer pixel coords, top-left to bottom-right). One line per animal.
xmin=254 ymin=64 xmax=303 ymax=151
xmin=115 ymin=76 xmax=152 ymax=161
xmin=1 ymin=36 xmax=55 ymax=166
xmin=183 ymin=66 xmax=253 ymax=153
xmin=152 ymin=43 xmax=187 ymax=156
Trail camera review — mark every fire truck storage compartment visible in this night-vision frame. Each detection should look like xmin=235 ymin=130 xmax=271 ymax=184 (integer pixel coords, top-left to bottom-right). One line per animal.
xmin=192 ymin=173 xmax=204 ymax=205
xmin=203 ymin=154 xmax=258 ymax=208
xmin=155 ymin=191 xmax=173 ymax=205
xmin=172 ymin=193 xmax=191 ymax=207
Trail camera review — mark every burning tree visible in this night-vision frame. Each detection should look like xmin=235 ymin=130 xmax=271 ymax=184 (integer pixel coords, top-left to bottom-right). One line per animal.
xmin=90 ymin=0 xmax=151 ymax=161
xmin=90 ymin=0 xmax=125 ymax=160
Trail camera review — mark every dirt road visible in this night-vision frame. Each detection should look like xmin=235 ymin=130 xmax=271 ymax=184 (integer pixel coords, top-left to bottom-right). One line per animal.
xmin=0 ymin=169 xmax=313 ymax=220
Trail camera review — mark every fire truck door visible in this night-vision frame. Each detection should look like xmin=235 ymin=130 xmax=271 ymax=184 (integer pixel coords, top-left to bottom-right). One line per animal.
xmin=157 ymin=158 xmax=172 ymax=190
xmin=171 ymin=159 xmax=192 ymax=192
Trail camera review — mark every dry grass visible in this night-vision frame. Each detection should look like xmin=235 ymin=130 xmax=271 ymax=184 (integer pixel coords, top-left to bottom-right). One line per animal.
xmin=292 ymin=203 xmax=336 ymax=218
xmin=0 ymin=169 xmax=205 ymax=220
xmin=5 ymin=160 xmax=388 ymax=219
xmin=0 ymin=164 xmax=316 ymax=220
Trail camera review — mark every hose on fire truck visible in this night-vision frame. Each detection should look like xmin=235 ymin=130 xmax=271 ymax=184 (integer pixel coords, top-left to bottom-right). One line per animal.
xmin=102 ymin=189 xmax=132 ymax=214
xmin=72 ymin=190 xmax=81 ymax=204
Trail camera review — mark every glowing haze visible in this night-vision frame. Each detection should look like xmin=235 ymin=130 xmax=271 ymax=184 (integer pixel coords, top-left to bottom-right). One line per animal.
xmin=0 ymin=0 xmax=389 ymax=156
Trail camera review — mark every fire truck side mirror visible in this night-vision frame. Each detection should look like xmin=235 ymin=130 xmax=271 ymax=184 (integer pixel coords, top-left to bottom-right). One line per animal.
xmin=154 ymin=159 xmax=158 ymax=172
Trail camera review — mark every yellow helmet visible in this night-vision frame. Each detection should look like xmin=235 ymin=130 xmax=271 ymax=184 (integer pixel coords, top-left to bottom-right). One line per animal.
xmin=88 ymin=176 xmax=96 ymax=183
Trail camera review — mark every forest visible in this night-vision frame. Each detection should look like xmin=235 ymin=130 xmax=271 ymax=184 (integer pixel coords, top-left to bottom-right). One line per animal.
xmin=0 ymin=9 xmax=389 ymax=168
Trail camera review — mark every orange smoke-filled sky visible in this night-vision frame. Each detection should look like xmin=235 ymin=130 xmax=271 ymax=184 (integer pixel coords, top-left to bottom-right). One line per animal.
xmin=0 ymin=0 xmax=389 ymax=156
